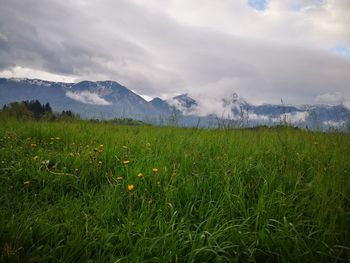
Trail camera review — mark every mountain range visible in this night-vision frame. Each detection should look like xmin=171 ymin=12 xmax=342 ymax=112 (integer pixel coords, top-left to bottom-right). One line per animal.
xmin=0 ymin=78 xmax=349 ymax=130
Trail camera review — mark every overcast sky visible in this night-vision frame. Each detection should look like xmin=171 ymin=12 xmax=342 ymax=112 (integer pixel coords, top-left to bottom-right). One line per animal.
xmin=0 ymin=0 xmax=349 ymax=107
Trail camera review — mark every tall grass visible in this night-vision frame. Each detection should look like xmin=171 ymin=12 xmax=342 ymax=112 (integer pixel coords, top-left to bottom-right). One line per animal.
xmin=0 ymin=120 xmax=349 ymax=262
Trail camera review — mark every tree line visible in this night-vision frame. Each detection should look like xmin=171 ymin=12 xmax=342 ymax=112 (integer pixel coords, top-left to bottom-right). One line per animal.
xmin=0 ymin=100 xmax=79 ymax=121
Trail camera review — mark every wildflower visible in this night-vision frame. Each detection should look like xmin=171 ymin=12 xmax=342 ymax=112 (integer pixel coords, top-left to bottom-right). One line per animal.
xmin=41 ymin=160 xmax=50 ymax=166
xmin=123 ymin=160 xmax=130 ymax=165
xmin=152 ymin=168 xmax=159 ymax=175
xmin=137 ymin=172 xmax=144 ymax=178
xmin=128 ymin=184 xmax=135 ymax=191
xmin=30 ymin=143 xmax=37 ymax=148
xmin=33 ymin=156 xmax=39 ymax=161
xmin=23 ymin=181 xmax=30 ymax=188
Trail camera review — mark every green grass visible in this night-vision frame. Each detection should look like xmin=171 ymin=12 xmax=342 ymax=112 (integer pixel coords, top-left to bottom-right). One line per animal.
xmin=0 ymin=120 xmax=349 ymax=262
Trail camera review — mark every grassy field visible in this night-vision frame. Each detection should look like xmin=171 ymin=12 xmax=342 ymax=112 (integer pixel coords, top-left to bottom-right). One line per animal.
xmin=0 ymin=120 xmax=349 ymax=262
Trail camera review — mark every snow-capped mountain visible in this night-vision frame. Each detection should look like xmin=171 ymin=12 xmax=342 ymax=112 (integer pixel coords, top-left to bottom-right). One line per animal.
xmin=0 ymin=78 xmax=349 ymax=130
xmin=0 ymin=78 xmax=160 ymax=120
xmin=170 ymin=93 xmax=198 ymax=115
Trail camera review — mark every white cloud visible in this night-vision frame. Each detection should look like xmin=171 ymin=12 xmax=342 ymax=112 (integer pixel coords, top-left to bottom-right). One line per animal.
xmin=284 ymin=111 xmax=309 ymax=123
xmin=248 ymin=113 xmax=270 ymax=122
xmin=0 ymin=66 xmax=76 ymax=83
xmin=65 ymin=91 xmax=111 ymax=105
xmin=315 ymin=92 xmax=350 ymax=109
xmin=131 ymin=0 xmax=349 ymax=48
xmin=323 ymin=120 xmax=346 ymax=127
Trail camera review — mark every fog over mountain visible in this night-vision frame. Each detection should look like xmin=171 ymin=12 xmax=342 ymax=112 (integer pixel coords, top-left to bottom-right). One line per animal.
xmin=1 ymin=78 xmax=349 ymax=130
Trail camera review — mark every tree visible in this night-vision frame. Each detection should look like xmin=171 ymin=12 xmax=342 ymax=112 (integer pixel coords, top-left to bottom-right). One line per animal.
xmin=0 ymin=102 xmax=33 ymax=120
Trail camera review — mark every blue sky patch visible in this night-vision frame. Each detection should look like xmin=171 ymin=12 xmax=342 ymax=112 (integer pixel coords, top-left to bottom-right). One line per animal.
xmin=248 ymin=0 xmax=267 ymax=11
xmin=331 ymin=46 xmax=350 ymax=60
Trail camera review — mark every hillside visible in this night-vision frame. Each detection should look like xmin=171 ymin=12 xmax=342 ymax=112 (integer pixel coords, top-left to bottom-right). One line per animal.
xmin=0 ymin=120 xmax=349 ymax=262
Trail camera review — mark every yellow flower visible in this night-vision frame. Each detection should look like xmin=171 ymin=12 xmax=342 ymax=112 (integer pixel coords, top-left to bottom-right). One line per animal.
xmin=30 ymin=143 xmax=37 ymax=148
xmin=137 ymin=172 xmax=144 ymax=178
xmin=123 ymin=160 xmax=130 ymax=165
xmin=152 ymin=168 xmax=159 ymax=175
xmin=33 ymin=156 xmax=39 ymax=161
xmin=128 ymin=184 xmax=135 ymax=191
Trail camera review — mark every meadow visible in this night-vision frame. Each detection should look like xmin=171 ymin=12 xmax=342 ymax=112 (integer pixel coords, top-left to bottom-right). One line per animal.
xmin=0 ymin=120 xmax=349 ymax=262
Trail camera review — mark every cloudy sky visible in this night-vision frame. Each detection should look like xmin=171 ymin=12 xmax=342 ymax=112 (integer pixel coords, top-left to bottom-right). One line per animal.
xmin=0 ymin=0 xmax=349 ymax=107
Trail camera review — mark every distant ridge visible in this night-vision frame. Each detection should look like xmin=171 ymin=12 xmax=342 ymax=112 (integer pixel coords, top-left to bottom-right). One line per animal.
xmin=0 ymin=78 xmax=349 ymax=130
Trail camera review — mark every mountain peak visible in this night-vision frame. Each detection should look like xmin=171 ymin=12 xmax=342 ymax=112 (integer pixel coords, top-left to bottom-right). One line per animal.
xmin=173 ymin=93 xmax=197 ymax=108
